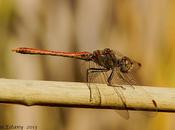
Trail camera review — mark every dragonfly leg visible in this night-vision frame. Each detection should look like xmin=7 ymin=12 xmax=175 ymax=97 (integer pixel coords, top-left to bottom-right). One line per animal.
xmin=87 ymin=68 xmax=108 ymax=102
xmin=117 ymin=72 xmax=135 ymax=89
xmin=107 ymin=70 xmax=129 ymax=118
xmin=107 ymin=69 xmax=114 ymax=86
xmin=107 ymin=69 xmax=126 ymax=90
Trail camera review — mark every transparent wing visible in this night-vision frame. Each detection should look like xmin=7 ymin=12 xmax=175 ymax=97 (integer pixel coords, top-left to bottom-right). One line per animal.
xmin=110 ymin=50 xmax=141 ymax=86
xmin=113 ymin=49 xmax=125 ymax=59
xmin=111 ymin=67 xmax=158 ymax=113
xmin=83 ymin=61 xmax=108 ymax=84
xmin=112 ymin=69 xmax=137 ymax=86
xmin=82 ymin=62 xmax=130 ymax=119
xmin=79 ymin=61 xmax=106 ymax=103
xmin=111 ymin=51 xmax=158 ymax=116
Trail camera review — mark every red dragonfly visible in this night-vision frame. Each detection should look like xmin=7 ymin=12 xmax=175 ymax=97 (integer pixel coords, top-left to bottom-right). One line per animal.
xmin=12 ymin=47 xmax=157 ymax=119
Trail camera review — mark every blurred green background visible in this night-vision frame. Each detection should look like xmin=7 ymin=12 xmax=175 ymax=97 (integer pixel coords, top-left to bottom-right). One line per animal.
xmin=1 ymin=0 xmax=175 ymax=130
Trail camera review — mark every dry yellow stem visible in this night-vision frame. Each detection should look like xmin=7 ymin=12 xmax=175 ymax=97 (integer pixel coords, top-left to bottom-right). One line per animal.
xmin=0 ymin=78 xmax=174 ymax=112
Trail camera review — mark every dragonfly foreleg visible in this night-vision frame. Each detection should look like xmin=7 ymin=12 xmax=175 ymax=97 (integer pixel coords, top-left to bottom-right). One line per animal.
xmin=107 ymin=70 xmax=126 ymax=90
xmin=117 ymin=72 xmax=135 ymax=89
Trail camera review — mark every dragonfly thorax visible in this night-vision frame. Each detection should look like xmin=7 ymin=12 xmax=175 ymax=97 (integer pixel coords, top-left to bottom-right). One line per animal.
xmin=92 ymin=48 xmax=118 ymax=69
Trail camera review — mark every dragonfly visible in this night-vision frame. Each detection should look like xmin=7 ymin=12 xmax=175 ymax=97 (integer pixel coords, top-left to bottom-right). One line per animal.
xmin=12 ymin=47 xmax=157 ymax=119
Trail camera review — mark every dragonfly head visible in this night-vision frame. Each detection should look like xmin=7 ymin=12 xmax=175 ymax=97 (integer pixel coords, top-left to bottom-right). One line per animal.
xmin=119 ymin=56 xmax=141 ymax=73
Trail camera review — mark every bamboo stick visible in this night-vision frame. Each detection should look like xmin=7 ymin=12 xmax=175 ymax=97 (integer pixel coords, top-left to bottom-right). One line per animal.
xmin=0 ymin=78 xmax=174 ymax=112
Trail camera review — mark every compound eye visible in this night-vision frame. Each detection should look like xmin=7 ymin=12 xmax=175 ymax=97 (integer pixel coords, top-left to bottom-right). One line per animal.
xmin=104 ymin=48 xmax=111 ymax=53
xmin=120 ymin=57 xmax=132 ymax=73
xmin=104 ymin=48 xmax=110 ymax=51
